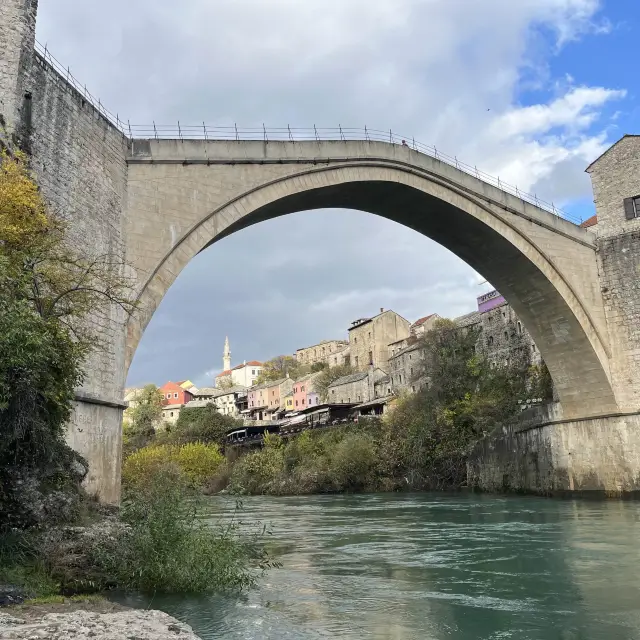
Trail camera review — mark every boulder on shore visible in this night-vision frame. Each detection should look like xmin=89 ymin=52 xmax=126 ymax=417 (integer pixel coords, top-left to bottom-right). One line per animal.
xmin=0 ymin=608 xmax=202 ymax=639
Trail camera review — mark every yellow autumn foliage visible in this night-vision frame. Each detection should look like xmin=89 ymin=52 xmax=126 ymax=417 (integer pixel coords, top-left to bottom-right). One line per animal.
xmin=123 ymin=443 xmax=224 ymax=489
xmin=0 ymin=151 xmax=51 ymax=249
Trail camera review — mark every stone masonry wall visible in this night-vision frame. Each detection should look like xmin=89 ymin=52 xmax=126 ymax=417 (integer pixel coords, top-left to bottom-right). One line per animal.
xmin=26 ymin=54 xmax=129 ymax=503
xmin=0 ymin=0 xmax=37 ymax=147
xmin=589 ymin=136 xmax=640 ymax=413
xmin=468 ymin=406 xmax=640 ymax=494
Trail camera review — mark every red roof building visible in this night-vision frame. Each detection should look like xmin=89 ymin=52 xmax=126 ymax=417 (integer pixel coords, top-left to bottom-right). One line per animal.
xmin=580 ymin=215 xmax=598 ymax=228
xmin=159 ymin=381 xmax=194 ymax=406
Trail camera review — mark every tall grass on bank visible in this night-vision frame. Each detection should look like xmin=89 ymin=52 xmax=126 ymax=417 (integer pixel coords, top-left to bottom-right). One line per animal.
xmin=94 ymin=467 xmax=278 ymax=594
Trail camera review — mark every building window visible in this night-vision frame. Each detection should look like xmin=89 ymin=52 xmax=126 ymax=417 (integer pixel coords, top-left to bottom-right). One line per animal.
xmin=174 ymin=392 xmax=178 ymax=399
xmin=354 ymin=338 xmax=357 ymax=344
xmin=295 ymin=400 xmax=298 ymax=406
xmin=348 ymin=398 xmax=351 ymax=403
xmin=334 ymin=357 xmax=338 ymax=364
xmin=355 ymin=356 xmax=359 ymax=367
xmin=162 ymin=412 xmax=165 ymax=418
xmin=170 ymin=411 xmax=174 ymax=417
xmin=368 ymin=351 xmax=373 ymax=365
xmin=302 ymin=386 xmax=305 ymax=392
xmin=532 ymin=344 xmax=536 ymax=352
xmin=410 ymin=367 xmax=413 ymax=376
xmin=623 ymin=195 xmax=640 ymax=219
xmin=302 ymin=398 xmax=305 ymax=404
xmin=517 ymin=321 xmax=522 ymax=334
xmin=368 ymin=332 xmax=371 ymax=339
xmin=252 ymin=370 xmax=255 ymax=375
xmin=332 ymin=389 xmax=335 ymax=394
xmin=488 ymin=336 xmax=494 ymax=346
xmin=412 ymin=386 xmax=416 ymax=392
xmin=387 ymin=387 xmax=391 ymax=394
xmin=504 ymin=331 xmax=508 ymax=340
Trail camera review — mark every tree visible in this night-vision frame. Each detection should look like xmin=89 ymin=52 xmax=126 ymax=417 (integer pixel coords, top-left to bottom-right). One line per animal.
xmin=123 ymin=385 xmax=164 ymax=452
xmin=311 ymin=362 xmax=328 ymax=373
xmin=215 ymin=376 xmax=236 ymax=390
xmin=171 ymin=404 xmax=241 ymax=447
xmin=255 ymin=355 xmax=300 ymax=384
xmin=314 ymin=363 xmax=357 ymax=402
xmin=0 ymin=150 xmax=136 ymax=529
xmin=381 ymin=318 xmax=533 ymax=488
xmin=0 ymin=151 xmax=135 ymax=342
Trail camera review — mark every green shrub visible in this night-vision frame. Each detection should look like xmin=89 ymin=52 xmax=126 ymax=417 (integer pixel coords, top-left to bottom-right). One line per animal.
xmin=329 ymin=433 xmax=379 ymax=491
xmin=174 ymin=442 xmax=224 ymax=486
xmin=93 ymin=468 xmax=275 ymax=593
xmin=122 ymin=443 xmax=224 ymax=489
xmin=229 ymin=436 xmax=285 ymax=495
xmin=171 ymin=404 xmax=241 ymax=447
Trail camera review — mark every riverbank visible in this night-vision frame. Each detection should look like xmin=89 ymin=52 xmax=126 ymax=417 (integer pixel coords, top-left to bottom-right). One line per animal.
xmin=0 ymin=595 xmax=201 ymax=639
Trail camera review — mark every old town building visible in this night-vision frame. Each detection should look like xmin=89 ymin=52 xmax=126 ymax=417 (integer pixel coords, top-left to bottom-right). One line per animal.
xmin=295 ymin=339 xmax=349 ymax=367
xmin=462 ymin=290 xmax=541 ymax=369
xmin=159 ymin=381 xmax=193 ymax=406
xmin=388 ymin=338 xmax=426 ymax=394
xmin=214 ymin=337 xmax=263 ymax=388
xmin=293 ymin=372 xmax=321 ymax=411
xmin=348 ymin=308 xmax=410 ymax=373
xmin=328 ymin=367 xmax=388 ymax=405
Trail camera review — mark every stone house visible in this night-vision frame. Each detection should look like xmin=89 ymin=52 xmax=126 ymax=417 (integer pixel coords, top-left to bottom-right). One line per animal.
xmin=328 ymin=367 xmax=388 ymax=405
xmin=161 ymin=403 xmax=183 ymax=425
xmin=295 ymin=340 xmax=349 ymax=367
xmin=213 ymin=387 xmax=247 ymax=417
xmin=388 ymin=339 xmax=426 ymax=394
xmin=410 ymin=314 xmax=441 ymax=337
xmin=463 ymin=291 xmax=541 ymax=369
xmin=348 ymin=308 xmax=410 ymax=373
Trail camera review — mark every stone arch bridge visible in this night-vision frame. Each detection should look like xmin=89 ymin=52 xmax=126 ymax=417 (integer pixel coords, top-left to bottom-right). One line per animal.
xmin=3 ymin=1 xmax=640 ymax=501
xmin=125 ymin=136 xmax=613 ymax=422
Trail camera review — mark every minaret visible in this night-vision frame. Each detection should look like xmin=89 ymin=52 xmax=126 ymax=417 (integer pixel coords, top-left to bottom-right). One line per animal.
xmin=223 ymin=336 xmax=231 ymax=371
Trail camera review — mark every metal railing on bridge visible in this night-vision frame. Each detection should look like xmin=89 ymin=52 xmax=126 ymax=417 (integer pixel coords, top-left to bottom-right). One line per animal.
xmin=34 ymin=39 xmax=582 ymax=224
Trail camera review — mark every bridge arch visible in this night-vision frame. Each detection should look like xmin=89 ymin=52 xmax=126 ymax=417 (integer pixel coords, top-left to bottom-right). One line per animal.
xmin=125 ymin=154 xmax=616 ymax=419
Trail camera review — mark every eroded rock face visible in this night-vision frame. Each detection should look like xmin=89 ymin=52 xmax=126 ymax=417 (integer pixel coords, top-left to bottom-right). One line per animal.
xmin=0 ymin=609 xmax=201 ymax=639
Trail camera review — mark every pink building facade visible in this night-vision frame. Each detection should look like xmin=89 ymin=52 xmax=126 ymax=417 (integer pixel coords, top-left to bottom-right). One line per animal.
xmin=293 ymin=374 xmax=320 ymax=411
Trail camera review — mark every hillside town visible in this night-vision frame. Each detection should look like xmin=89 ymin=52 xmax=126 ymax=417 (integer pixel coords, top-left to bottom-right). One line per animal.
xmin=124 ymin=288 xmax=546 ymax=429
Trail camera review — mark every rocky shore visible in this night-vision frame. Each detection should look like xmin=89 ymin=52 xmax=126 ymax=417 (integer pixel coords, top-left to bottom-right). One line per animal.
xmin=0 ymin=605 xmax=201 ymax=639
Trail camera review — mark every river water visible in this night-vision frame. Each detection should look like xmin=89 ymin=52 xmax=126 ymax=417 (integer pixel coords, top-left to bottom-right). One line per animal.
xmin=116 ymin=493 xmax=640 ymax=639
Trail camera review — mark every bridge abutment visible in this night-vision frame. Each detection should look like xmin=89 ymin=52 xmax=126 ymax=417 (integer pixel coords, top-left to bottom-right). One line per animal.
xmin=468 ymin=406 xmax=640 ymax=495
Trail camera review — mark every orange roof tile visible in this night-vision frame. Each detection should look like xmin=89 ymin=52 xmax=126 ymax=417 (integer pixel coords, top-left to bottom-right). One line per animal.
xmin=411 ymin=314 xmax=436 ymax=327
xmin=580 ymin=215 xmax=597 ymax=228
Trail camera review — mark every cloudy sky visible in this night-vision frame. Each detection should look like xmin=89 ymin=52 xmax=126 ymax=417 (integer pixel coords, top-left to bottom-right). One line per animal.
xmin=36 ymin=0 xmax=637 ymax=388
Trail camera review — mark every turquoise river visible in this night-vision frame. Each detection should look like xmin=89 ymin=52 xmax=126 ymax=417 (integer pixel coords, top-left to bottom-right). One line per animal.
xmin=116 ymin=492 xmax=640 ymax=639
